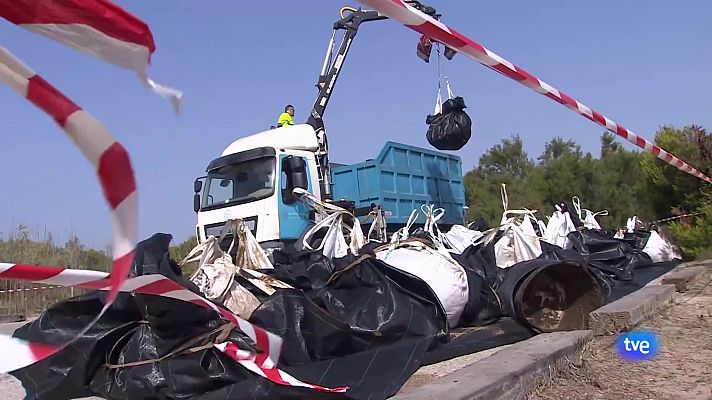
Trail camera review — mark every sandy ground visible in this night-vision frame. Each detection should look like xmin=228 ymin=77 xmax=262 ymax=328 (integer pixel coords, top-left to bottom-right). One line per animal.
xmin=527 ymin=270 xmax=712 ymax=400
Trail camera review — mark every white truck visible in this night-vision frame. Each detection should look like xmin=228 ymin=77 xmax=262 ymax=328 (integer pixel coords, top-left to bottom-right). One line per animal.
xmin=192 ymin=6 xmax=467 ymax=253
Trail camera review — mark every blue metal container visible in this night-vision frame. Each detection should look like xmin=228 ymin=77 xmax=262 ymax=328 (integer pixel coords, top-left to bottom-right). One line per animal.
xmin=331 ymin=142 xmax=466 ymax=226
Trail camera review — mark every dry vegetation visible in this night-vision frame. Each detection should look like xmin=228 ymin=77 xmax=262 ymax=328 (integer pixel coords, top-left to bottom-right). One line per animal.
xmin=527 ymin=270 xmax=712 ymax=400
xmin=0 ymin=226 xmax=196 ymax=317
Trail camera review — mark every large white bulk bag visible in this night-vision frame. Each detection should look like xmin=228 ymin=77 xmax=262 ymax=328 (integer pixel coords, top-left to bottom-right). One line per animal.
xmin=492 ymin=184 xmax=543 ymax=268
xmin=572 ymin=196 xmax=608 ymax=230
xmin=376 ymin=242 xmax=469 ymax=327
xmin=642 ymin=231 xmax=681 ymax=262
xmin=494 ymin=222 xmax=543 ymax=269
xmin=443 ymin=225 xmax=485 ymax=254
xmin=184 ymin=219 xmax=292 ymax=319
xmin=543 ymin=209 xmax=576 ymax=248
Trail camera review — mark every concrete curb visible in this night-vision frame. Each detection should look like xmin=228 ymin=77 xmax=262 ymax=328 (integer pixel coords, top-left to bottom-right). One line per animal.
xmin=587 ymin=259 xmax=711 ymax=336
xmin=644 ymin=259 xmax=712 ymax=288
xmin=661 ymin=266 xmax=708 ymax=292
xmin=392 ymin=330 xmax=593 ymax=400
xmin=588 ymin=284 xmax=675 ymax=336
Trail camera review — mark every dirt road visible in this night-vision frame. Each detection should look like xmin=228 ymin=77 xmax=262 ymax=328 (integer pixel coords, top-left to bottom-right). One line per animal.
xmin=527 ymin=270 xmax=712 ymax=400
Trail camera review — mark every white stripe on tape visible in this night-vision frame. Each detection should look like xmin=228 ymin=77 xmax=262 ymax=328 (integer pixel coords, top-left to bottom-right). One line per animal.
xmin=63 ymin=111 xmax=117 ymax=167
xmin=0 ymin=50 xmax=31 ymax=97
xmin=0 ymin=263 xmax=16 ymax=273
xmin=38 ymin=269 xmax=107 ymax=286
xmin=0 ymin=336 xmax=43 ymax=372
xmin=111 ymin=192 xmax=139 ymax=258
xmin=22 ymin=23 xmax=151 ymax=73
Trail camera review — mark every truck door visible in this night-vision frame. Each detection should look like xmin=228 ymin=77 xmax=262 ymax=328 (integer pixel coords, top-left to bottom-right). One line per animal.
xmin=278 ymin=155 xmax=312 ymax=240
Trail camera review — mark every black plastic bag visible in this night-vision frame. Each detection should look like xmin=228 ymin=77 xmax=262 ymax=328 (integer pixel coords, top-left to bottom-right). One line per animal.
xmin=567 ymin=229 xmax=652 ymax=281
xmin=426 ymin=96 xmax=472 ymax=150
xmin=10 ymin=234 xmax=335 ymax=400
xmin=251 ymin=251 xmax=449 ymax=400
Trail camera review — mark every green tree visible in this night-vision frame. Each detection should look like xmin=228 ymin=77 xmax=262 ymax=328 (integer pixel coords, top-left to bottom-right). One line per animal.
xmin=600 ymin=132 xmax=623 ymax=158
xmin=640 ymin=125 xmax=712 ymax=258
xmin=464 ymin=135 xmax=538 ymax=225
xmin=640 ymin=125 xmax=712 ymax=218
xmin=666 ymin=193 xmax=711 ymax=258
xmin=532 ymin=137 xmax=596 ymax=215
xmin=590 ymin=134 xmax=652 ymax=229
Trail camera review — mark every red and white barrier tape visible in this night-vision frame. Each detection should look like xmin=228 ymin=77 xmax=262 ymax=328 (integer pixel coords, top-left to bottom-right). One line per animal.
xmin=0 ymin=45 xmax=137 ymax=371
xmin=0 ymin=0 xmax=183 ymax=114
xmin=0 ymin=3 xmax=345 ymax=390
xmin=358 ymin=0 xmax=712 ymax=184
xmin=0 ymin=262 xmax=348 ymax=392
xmin=0 ymin=48 xmax=346 ymax=392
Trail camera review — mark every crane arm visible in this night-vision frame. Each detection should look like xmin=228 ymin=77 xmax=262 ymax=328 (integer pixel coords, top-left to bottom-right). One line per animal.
xmin=307 ymin=8 xmax=388 ymax=131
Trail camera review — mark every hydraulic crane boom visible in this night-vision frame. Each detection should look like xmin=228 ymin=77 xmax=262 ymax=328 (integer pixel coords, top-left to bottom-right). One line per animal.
xmin=307 ymin=7 xmax=387 ymax=200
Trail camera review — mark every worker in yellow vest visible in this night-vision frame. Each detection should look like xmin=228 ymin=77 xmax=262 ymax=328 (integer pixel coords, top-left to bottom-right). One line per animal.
xmin=277 ymin=104 xmax=295 ymax=127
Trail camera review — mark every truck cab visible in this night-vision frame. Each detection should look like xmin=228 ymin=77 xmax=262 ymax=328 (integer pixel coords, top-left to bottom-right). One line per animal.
xmin=193 ymin=124 xmax=468 ymax=251
xmin=194 ymin=124 xmax=321 ymax=250
xmin=192 ymin=6 xmax=469 ymax=250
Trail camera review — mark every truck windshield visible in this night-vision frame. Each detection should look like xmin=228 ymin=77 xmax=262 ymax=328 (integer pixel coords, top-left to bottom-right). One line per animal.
xmin=203 ymin=156 xmax=276 ymax=208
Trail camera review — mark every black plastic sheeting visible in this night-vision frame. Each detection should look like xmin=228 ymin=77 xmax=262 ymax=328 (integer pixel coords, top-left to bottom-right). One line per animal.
xmin=426 ymin=96 xmax=472 ymax=151
xmin=250 ymin=248 xmax=449 ymax=400
xmin=11 ymin=234 xmax=341 ymax=400
xmin=421 ymin=317 xmax=534 ymax=365
xmin=545 ymin=229 xmax=678 ymax=304
xmin=7 ymin=227 xmax=681 ymax=400
xmin=607 ymin=260 xmax=679 ymax=302
xmin=567 ymin=229 xmax=653 ymax=281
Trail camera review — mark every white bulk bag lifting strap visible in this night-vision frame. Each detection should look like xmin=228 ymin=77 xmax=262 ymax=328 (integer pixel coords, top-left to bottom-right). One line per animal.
xmin=294 ymin=188 xmax=365 ymax=257
xmin=422 ymin=204 xmax=446 ymax=244
xmin=389 ymin=209 xmax=420 ymax=245
xmin=432 ymin=43 xmax=456 ymax=115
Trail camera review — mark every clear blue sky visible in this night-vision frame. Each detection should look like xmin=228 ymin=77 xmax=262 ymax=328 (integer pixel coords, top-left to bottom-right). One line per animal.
xmin=1 ymin=1 xmax=710 ymax=250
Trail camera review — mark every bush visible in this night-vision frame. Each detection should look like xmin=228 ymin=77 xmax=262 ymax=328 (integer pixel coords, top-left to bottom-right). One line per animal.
xmin=666 ymin=202 xmax=712 ymax=260
xmin=170 ymin=235 xmax=199 ymax=276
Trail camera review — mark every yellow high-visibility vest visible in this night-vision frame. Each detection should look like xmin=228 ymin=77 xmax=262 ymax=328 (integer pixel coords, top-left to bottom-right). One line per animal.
xmin=277 ymin=113 xmax=294 ymax=127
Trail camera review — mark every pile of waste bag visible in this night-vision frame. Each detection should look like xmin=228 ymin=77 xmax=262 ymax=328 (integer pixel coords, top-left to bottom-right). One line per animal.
xmin=9 ymin=187 xmax=682 ymax=400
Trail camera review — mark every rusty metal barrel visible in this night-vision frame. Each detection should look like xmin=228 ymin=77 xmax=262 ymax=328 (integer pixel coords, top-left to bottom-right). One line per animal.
xmin=497 ymin=259 xmax=604 ymax=332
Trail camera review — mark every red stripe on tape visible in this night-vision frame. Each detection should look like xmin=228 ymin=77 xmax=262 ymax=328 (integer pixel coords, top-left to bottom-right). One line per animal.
xmin=635 ymin=136 xmax=646 ymax=148
xmin=97 ymin=142 xmax=136 ymax=209
xmin=0 ymin=264 xmax=64 ymax=281
xmin=253 ymin=326 xmax=271 ymax=366
xmin=558 ymin=92 xmax=577 ymax=108
xmin=105 ymin=250 xmax=134 ymax=303
xmin=0 ymin=0 xmax=156 ymax=52
xmin=133 ymin=276 xmax=180 ymax=296
xmin=29 ymin=342 xmax=59 ymax=362
xmin=26 ymin=75 xmax=81 ymax=126
xmin=544 ymin=91 xmax=565 ymax=105
xmin=491 ymin=63 xmax=526 ymax=82
xmin=412 ymin=20 xmax=467 ymax=48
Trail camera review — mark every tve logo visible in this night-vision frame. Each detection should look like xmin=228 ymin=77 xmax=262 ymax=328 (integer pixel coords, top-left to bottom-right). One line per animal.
xmin=616 ymin=330 xmax=659 ymax=361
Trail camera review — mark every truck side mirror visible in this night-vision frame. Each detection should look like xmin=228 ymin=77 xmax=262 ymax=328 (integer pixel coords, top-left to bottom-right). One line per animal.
xmin=282 ymin=156 xmax=308 ymax=204
xmin=193 ymin=193 xmax=201 ymax=212
xmin=194 ymin=179 xmax=203 ymax=193
xmin=290 ymin=158 xmax=308 ymax=191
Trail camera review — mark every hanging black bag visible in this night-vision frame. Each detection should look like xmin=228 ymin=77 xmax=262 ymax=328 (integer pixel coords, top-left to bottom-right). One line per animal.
xmin=426 ymin=93 xmax=472 ymax=151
